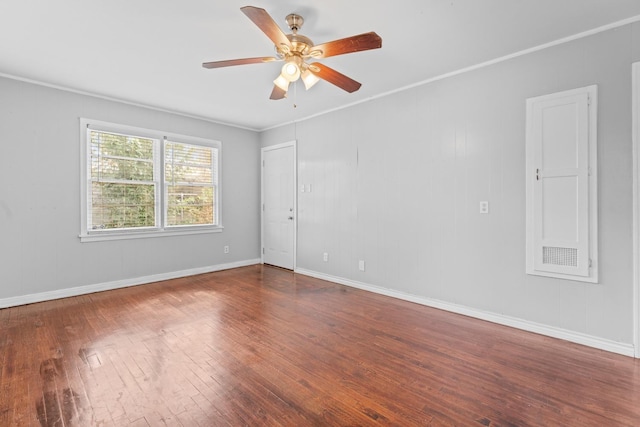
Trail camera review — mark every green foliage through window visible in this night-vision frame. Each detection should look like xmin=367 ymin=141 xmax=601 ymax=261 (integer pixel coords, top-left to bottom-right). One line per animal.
xmin=86 ymin=127 xmax=219 ymax=233
xmin=90 ymin=131 xmax=156 ymax=230
xmin=165 ymin=141 xmax=216 ymax=226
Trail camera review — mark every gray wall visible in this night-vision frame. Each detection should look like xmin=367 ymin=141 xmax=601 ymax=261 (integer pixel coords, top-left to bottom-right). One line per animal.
xmin=1 ymin=22 xmax=637 ymax=349
xmin=0 ymin=76 xmax=261 ymax=301
xmin=261 ymin=23 xmax=640 ymax=345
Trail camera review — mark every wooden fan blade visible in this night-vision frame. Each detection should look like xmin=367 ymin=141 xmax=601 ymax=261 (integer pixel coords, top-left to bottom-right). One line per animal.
xmin=309 ymin=63 xmax=362 ymax=93
xmin=202 ymin=57 xmax=278 ymax=69
xmin=270 ymin=85 xmax=287 ymax=100
xmin=241 ymin=6 xmax=291 ymax=50
xmin=310 ymin=32 xmax=382 ymax=59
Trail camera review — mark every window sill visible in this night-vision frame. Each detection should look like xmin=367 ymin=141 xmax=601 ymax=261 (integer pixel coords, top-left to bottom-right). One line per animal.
xmin=79 ymin=226 xmax=223 ymax=243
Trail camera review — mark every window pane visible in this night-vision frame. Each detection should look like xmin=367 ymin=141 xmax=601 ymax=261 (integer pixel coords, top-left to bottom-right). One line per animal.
xmin=92 ymin=157 xmax=154 ymax=181
xmin=165 ymin=142 xmax=214 ymax=183
xmin=88 ymin=129 xmax=157 ymax=231
xmin=166 ymin=143 xmax=212 ymax=165
xmin=166 ymin=185 xmax=214 ymax=226
xmin=166 ymin=164 xmax=212 ymax=184
xmin=91 ymin=181 xmax=155 ymax=229
xmin=91 ymin=131 xmax=154 ymax=158
xmin=91 ymin=131 xmax=154 ymax=181
xmin=165 ymin=140 xmax=217 ymax=227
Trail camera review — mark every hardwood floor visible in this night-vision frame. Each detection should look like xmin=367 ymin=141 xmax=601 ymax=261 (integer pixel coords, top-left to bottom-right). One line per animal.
xmin=1 ymin=265 xmax=640 ymax=426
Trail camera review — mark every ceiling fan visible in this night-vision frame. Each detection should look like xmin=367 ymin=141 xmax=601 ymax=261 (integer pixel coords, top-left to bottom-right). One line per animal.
xmin=202 ymin=6 xmax=382 ymax=100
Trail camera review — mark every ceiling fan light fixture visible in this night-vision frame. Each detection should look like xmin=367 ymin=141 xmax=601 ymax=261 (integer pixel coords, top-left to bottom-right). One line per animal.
xmin=301 ymin=69 xmax=320 ymax=90
xmin=281 ymin=60 xmax=301 ymax=82
xmin=203 ymin=7 xmax=382 ymax=100
xmin=273 ymin=74 xmax=290 ymax=91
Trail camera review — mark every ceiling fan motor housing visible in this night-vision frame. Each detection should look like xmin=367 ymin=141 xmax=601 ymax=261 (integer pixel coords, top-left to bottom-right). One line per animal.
xmin=282 ymin=33 xmax=313 ymax=56
xmin=285 ymin=13 xmax=303 ymax=32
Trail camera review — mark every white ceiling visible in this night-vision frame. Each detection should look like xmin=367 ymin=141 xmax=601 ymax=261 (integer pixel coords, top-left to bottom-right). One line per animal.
xmin=1 ymin=1 xmax=640 ymax=131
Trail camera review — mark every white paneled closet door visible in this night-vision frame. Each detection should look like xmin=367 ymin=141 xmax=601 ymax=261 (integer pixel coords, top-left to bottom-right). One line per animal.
xmin=526 ymin=85 xmax=598 ymax=282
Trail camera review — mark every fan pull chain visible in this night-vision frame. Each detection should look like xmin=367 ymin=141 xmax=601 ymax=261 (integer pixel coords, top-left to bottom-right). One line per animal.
xmin=293 ymin=80 xmax=298 ymax=109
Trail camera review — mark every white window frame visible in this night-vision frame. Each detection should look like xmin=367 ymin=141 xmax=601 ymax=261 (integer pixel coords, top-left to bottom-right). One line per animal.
xmin=525 ymin=85 xmax=598 ymax=283
xmin=80 ymin=118 xmax=222 ymax=242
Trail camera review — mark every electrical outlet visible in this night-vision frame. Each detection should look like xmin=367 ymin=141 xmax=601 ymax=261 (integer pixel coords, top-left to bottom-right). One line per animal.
xmin=358 ymin=260 xmax=365 ymax=271
xmin=480 ymin=201 xmax=489 ymax=214
xmin=224 ymin=245 xmax=230 ymax=254
xmin=323 ymin=252 xmax=328 ymax=262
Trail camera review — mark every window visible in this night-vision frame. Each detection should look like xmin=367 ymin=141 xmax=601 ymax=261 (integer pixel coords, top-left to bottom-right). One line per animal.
xmin=89 ymin=130 xmax=158 ymax=230
xmin=80 ymin=119 xmax=221 ymax=242
xmin=165 ymin=140 xmax=218 ymax=227
xmin=525 ymin=85 xmax=598 ymax=283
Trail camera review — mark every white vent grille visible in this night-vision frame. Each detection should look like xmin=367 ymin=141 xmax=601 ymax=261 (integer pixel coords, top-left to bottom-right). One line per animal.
xmin=543 ymin=246 xmax=578 ymax=267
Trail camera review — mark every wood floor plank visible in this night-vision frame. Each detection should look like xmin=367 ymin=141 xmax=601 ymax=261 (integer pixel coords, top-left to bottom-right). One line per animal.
xmin=1 ymin=264 xmax=640 ymax=426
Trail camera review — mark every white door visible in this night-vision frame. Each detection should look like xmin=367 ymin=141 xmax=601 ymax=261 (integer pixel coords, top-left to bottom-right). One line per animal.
xmin=262 ymin=142 xmax=296 ymax=269
xmin=525 ymin=85 xmax=597 ymax=282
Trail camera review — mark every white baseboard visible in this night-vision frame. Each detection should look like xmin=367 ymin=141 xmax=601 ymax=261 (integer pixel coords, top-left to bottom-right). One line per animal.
xmin=0 ymin=259 xmax=261 ymax=309
xmin=295 ymin=268 xmax=636 ymax=358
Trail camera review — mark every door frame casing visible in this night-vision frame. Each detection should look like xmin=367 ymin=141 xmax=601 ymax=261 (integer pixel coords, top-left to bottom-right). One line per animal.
xmin=261 ymin=140 xmax=297 ymax=270
xmin=633 ymin=62 xmax=640 ymax=357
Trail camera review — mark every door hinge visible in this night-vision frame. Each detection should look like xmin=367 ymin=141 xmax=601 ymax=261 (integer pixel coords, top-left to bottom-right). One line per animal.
xmin=262 ymin=203 xmax=265 ymax=211
xmin=589 ymin=258 xmax=592 ymax=268
xmin=262 ymin=247 xmax=265 ymax=254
